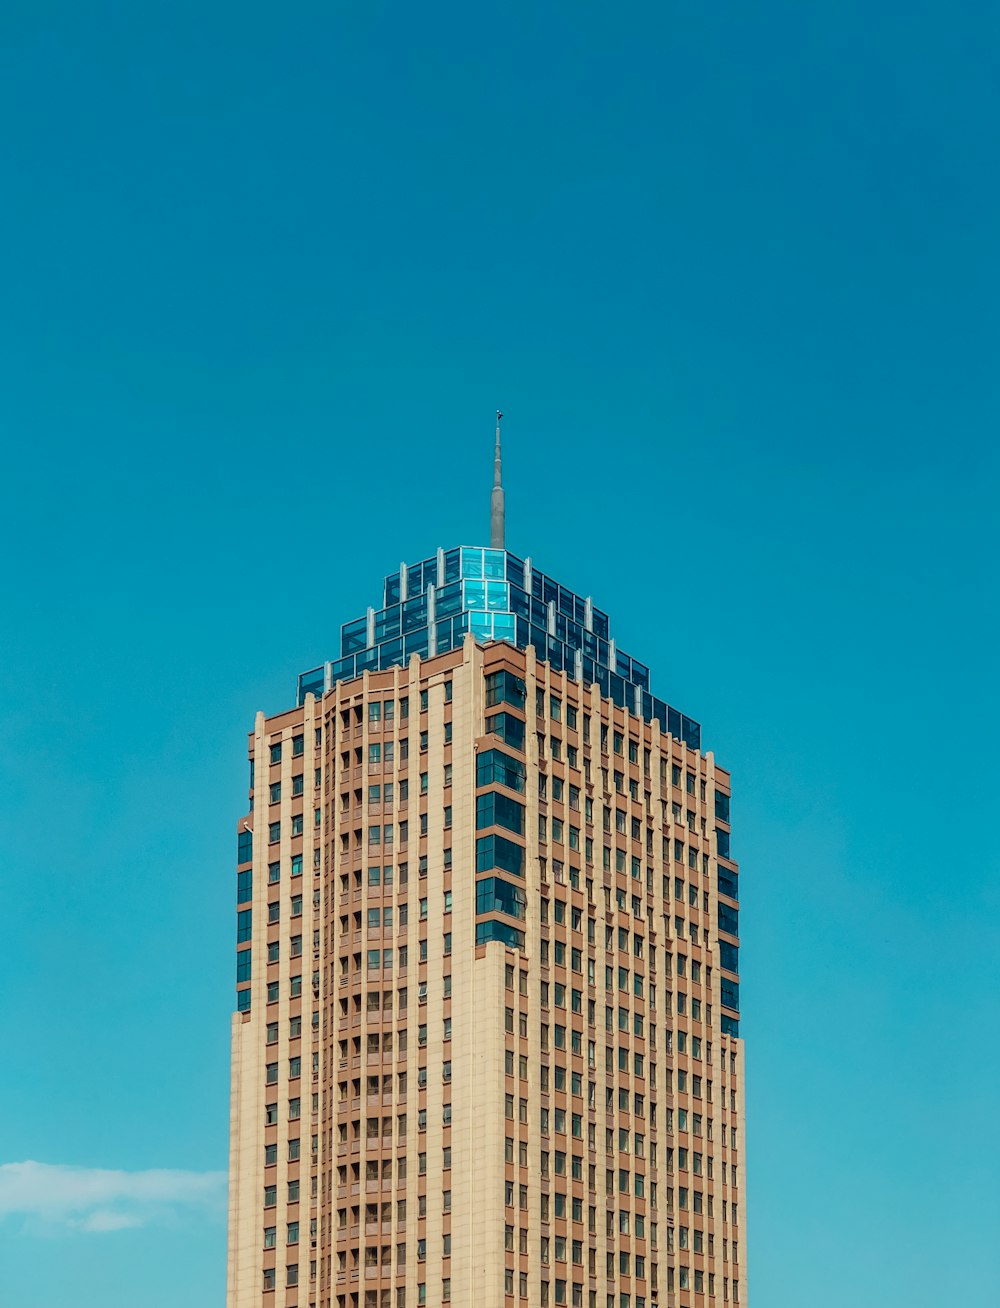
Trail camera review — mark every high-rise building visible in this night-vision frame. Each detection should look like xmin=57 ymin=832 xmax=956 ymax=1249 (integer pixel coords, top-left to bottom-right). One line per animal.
xmin=228 ymin=421 xmax=747 ymax=1308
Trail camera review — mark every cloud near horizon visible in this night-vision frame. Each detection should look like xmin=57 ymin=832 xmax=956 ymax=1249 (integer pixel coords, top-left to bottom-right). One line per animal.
xmin=0 ymin=1161 xmax=226 ymax=1234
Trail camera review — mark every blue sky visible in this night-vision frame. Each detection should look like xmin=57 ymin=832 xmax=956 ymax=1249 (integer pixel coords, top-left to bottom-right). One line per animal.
xmin=1 ymin=2 xmax=998 ymax=1304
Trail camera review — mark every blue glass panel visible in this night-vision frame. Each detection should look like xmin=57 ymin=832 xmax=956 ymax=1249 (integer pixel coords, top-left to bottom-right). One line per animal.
xmin=435 ymin=620 xmax=454 ymax=653
xmin=444 ymin=549 xmax=461 ymax=582
xmin=486 ymin=712 xmax=526 ymax=751
xmin=631 ymin=661 xmax=650 ymax=691
xmin=484 ymin=549 xmax=505 ymax=578
xmin=668 ymin=707 xmax=682 ymax=739
xmin=464 ymin=581 xmax=486 ymax=609
xmin=298 ymin=668 xmax=324 ymax=704
xmin=596 ymin=638 xmax=609 ymax=664
xmin=715 ymin=791 xmax=731 ymax=823
xmin=356 ymin=646 xmax=379 ymax=672
xmin=402 ymin=596 xmax=427 ymax=633
xmin=583 ymin=631 xmax=598 ymax=658
xmin=435 ymin=582 xmax=463 ymax=619
xmin=476 ymin=748 xmax=527 ymax=792
xmin=237 ymin=870 xmax=252 ymax=903
xmin=592 ymin=610 xmax=609 ymax=639
xmin=719 ymin=940 xmax=739 ymax=973
xmin=453 ymin=612 xmax=469 ymax=636
xmin=516 ymin=616 xmax=530 ymax=646
xmin=716 ymin=827 xmax=731 ymax=861
xmin=573 ymin=596 xmax=587 ymax=624
xmin=485 ymin=670 xmax=526 ymax=710
xmin=493 ymin=614 xmax=515 ymax=642
xmin=565 ymin=620 xmax=582 ymax=650
xmin=237 ymin=909 xmax=252 ymax=943
xmin=404 ymin=630 xmax=429 ymax=659
xmin=718 ymin=902 xmax=739 ymax=937
xmin=407 ymin=562 xmax=423 ymax=595
xmin=331 ymin=655 xmax=356 ymax=683
xmin=616 ymin=650 xmax=632 ymax=679
xmin=509 ymin=585 xmax=529 ymax=617
xmin=476 ymin=833 xmax=525 ymax=876
xmin=543 ymin=577 xmax=557 ymax=605
xmin=555 ymin=613 xmax=567 ymax=641
xmin=487 ymin=582 xmax=509 ymax=612
xmin=476 ymin=876 xmax=526 ymax=919
xmin=530 ymin=569 xmax=544 ymax=601
xmin=558 ymin=586 xmax=574 ymax=617
xmin=505 ymin=554 xmax=524 ymax=588
xmin=530 ymin=598 xmax=549 ymax=627
xmin=683 ymin=719 xmax=701 ymax=751
xmin=384 ymin=573 xmax=401 ymax=606
xmin=475 ymin=920 xmax=524 ymax=948
xmin=342 ymin=618 xmax=368 ymax=655
xmin=470 ymin=612 xmax=493 ymax=639
xmin=609 ymin=673 xmax=626 ymax=707
xmin=476 ymin=790 xmax=525 ymax=835
xmin=718 ymin=866 xmax=739 ymax=900
xmin=461 ymin=548 xmax=483 ymax=579
xmin=721 ymin=977 xmax=740 ymax=1011
xmin=721 ymin=1014 xmax=739 ymax=1037
xmin=594 ymin=666 xmax=609 ymax=695
xmin=582 ymin=656 xmax=595 ymax=682
xmin=236 ymin=949 xmax=251 ymax=983
xmin=374 ymin=607 xmax=400 ymax=641
xmin=378 ymin=639 xmax=403 ymax=669
xmin=546 ymin=637 xmax=563 ymax=673
xmin=237 ymin=989 xmax=251 ymax=1013
xmin=238 ymin=830 xmax=253 ymax=864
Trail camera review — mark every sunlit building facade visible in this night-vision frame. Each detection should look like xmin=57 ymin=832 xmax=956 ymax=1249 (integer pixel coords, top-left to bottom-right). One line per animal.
xmin=228 ymin=444 xmax=747 ymax=1308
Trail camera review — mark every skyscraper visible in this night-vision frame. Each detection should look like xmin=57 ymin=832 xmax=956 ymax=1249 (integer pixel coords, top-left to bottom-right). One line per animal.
xmin=228 ymin=422 xmax=747 ymax=1308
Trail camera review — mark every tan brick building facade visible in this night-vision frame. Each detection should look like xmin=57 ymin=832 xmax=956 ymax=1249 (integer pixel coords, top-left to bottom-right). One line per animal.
xmin=228 ymin=613 xmax=747 ymax=1308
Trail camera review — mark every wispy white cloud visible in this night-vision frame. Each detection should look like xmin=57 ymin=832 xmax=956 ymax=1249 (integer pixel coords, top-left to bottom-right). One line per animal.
xmin=0 ymin=1161 xmax=226 ymax=1234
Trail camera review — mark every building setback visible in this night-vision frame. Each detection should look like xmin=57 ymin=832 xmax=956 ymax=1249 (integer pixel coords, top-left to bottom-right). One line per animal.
xmin=228 ymin=442 xmax=746 ymax=1308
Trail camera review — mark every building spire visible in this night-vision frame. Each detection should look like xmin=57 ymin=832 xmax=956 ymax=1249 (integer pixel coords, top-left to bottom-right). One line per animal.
xmin=490 ymin=409 xmax=505 ymax=548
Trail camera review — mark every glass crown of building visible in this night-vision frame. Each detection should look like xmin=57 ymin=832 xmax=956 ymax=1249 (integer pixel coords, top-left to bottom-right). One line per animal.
xmin=297 ymin=543 xmax=701 ymax=751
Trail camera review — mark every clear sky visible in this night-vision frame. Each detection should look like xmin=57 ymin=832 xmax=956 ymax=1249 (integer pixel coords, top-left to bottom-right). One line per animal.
xmin=1 ymin=3 xmax=998 ymax=1305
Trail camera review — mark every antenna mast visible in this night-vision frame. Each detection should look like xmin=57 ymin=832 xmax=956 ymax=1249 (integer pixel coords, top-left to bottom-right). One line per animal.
xmin=490 ymin=410 xmax=505 ymax=549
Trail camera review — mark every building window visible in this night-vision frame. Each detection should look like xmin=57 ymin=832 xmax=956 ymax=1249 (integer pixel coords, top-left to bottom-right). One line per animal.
xmin=476 ymin=791 xmax=525 ymax=835
xmin=476 ymin=833 xmax=524 ymax=877
xmin=486 ymin=712 xmax=526 ymax=751
xmin=476 ymin=749 xmax=527 ymax=793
